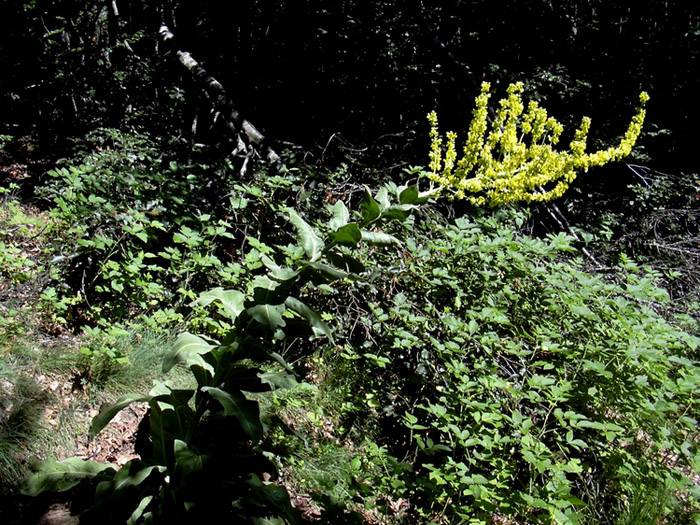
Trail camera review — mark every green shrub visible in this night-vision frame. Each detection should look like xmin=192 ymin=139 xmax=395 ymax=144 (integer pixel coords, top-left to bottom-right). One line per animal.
xmin=333 ymin=207 xmax=700 ymax=523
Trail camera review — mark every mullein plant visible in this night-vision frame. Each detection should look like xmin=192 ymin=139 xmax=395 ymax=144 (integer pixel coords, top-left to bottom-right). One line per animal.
xmin=427 ymin=82 xmax=649 ymax=206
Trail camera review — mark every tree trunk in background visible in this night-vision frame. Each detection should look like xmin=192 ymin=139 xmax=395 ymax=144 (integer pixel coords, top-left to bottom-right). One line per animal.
xmin=158 ymin=24 xmax=283 ymax=172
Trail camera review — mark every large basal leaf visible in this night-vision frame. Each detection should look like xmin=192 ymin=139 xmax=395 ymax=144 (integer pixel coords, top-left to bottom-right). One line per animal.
xmin=261 ymin=255 xmax=299 ymax=281
xmin=173 ymin=439 xmax=205 ymax=480
xmin=247 ymin=303 xmax=287 ymax=330
xmin=284 ymin=296 xmax=334 ymax=341
xmin=328 ymin=200 xmax=350 ymax=230
xmin=375 ymin=186 xmax=391 ymax=209
xmin=399 ymin=184 xmax=420 ymax=204
xmin=147 ymin=401 xmax=183 ymax=466
xmin=194 ymin=288 xmax=245 ymax=321
xmin=361 ymin=231 xmax=401 ymax=246
xmin=201 ymin=387 xmax=263 ymax=443
xmin=381 ymin=204 xmax=413 ymax=221
xmin=127 ymin=495 xmax=154 ymax=525
xmin=22 ymin=458 xmax=115 ymax=496
xmin=329 ymin=223 xmax=362 ymax=247
xmin=258 ymin=372 xmax=298 ymax=390
xmin=399 ymin=184 xmax=435 ymax=204
xmin=360 ymin=187 xmax=381 ymax=224
xmin=163 ymin=332 xmax=216 ymax=374
xmin=89 ymin=393 xmax=153 ymax=438
xmin=288 ymin=209 xmax=323 ymax=261
xmin=305 ymin=261 xmax=351 ymax=281
xmin=94 ymin=461 xmax=162 ymax=502
xmin=251 ymin=275 xmax=285 ymax=304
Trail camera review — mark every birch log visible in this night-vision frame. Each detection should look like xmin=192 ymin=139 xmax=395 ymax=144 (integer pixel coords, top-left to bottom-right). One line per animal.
xmin=158 ymin=24 xmax=283 ymax=171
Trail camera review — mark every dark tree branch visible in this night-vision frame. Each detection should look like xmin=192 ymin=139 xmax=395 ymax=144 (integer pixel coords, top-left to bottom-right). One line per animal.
xmin=158 ymin=24 xmax=283 ymax=172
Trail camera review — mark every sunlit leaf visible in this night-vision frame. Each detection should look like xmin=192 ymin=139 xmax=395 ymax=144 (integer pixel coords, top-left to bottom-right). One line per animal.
xmin=361 ymin=231 xmax=400 ymax=246
xmin=162 ymin=332 xmax=216 ymax=374
xmin=288 ymin=209 xmax=323 ymax=261
xmin=399 ymin=184 xmax=419 ymax=204
xmin=360 ymin=187 xmax=381 ymax=224
xmin=22 ymin=458 xmax=114 ymax=495
xmin=194 ymin=287 xmax=245 ymax=320
xmin=329 ymin=223 xmax=361 ymax=247
xmin=329 ymin=200 xmax=350 ymax=230
xmin=247 ymin=303 xmax=287 ymax=330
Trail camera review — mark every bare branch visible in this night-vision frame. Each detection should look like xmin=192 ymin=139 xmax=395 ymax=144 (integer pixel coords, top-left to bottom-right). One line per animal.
xmin=158 ymin=24 xmax=283 ymax=171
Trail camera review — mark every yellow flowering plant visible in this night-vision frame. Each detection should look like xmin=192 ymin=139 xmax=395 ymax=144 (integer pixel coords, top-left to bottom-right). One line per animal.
xmin=427 ymin=82 xmax=649 ymax=206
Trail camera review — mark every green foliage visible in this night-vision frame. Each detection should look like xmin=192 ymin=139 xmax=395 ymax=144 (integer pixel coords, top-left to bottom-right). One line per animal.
xmin=0 ymin=187 xmax=43 ymax=282
xmin=427 ymin=83 xmax=648 ymax=205
xmin=564 ymin=167 xmax=700 ymax=310
xmin=320 ymin=207 xmax=700 ymax=523
xmin=24 ymin=184 xmax=422 ymax=523
xmin=38 ymin=129 xmax=227 ymax=327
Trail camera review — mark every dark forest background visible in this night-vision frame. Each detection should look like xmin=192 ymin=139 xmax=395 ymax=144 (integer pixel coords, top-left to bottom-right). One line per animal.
xmin=1 ymin=1 xmax=697 ymax=172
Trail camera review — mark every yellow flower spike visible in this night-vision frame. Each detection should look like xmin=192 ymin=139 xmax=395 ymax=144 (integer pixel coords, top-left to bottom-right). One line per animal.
xmin=426 ymin=84 xmax=648 ymax=206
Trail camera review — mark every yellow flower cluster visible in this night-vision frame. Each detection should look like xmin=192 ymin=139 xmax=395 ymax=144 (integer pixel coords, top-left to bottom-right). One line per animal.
xmin=427 ymin=83 xmax=649 ymax=207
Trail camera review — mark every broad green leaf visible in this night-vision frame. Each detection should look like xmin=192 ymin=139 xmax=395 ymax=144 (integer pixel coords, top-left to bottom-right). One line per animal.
xmin=173 ymin=439 xmax=204 ymax=479
xmin=149 ymin=380 xmax=174 ymax=396
xmin=127 ymin=495 xmax=154 ymax=525
xmin=251 ymin=275 xmax=284 ymax=303
xmin=381 ymin=204 xmax=413 ymax=221
xmin=329 ymin=200 xmax=350 ymax=230
xmin=359 ymin=187 xmax=381 ymax=224
xmin=22 ymin=458 xmax=114 ymax=495
xmin=194 ymin=288 xmax=245 ymax=320
xmin=306 ymin=261 xmax=351 ymax=280
xmin=361 ymin=231 xmax=400 ymax=246
xmin=261 ymin=255 xmax=298 ymax=280
xmin=288 ymin=209 xmax=323 ymax=261
xmin=527 ymin=375 xmax=556 ymax=389
xmin=285 ymin=296 xmax=334 ymax=340
xmin=162 ymin=332 xmax=215 ymax=374
xmin=90 ymin=393 xmax=153 ymax=438
xmin=258 ymin=372 xmax=298 ymax=390
xmin=247 ymin=303 xmax=287 ymax=330
xmin=576 ymin=420 xmax=605 ymax=430
xmin=375 ymin=186 xmax=391 ymax=209
xmin=329 ymin=223 xmax=362 ymax=247
xmin=399 ymin=184 xmax=419 ymax=204
xmin=95 ymin=461 xmax=161 ymax=502
xmin=201 ymin=387 xmax=263 ymax=443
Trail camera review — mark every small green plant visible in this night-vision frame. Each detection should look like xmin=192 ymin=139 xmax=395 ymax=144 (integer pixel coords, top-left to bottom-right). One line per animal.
xmin=426 ymin=82 xmax=648 ymax=206
xmin=77 ymin=325 xmax=133 ymax=386
xmin=0 ymin=188 xmax=44 ymax=285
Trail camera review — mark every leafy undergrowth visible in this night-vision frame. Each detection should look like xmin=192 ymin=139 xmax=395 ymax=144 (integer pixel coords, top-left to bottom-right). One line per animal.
xmin=0 ymin=187 xmax=193 ymax=522
xmin=2 ymin=133 xmax=700 ymax=523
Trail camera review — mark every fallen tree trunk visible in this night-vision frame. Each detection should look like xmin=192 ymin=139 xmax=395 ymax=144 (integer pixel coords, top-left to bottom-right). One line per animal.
xmin=158 ymin=24 xmax=283 ymax=172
